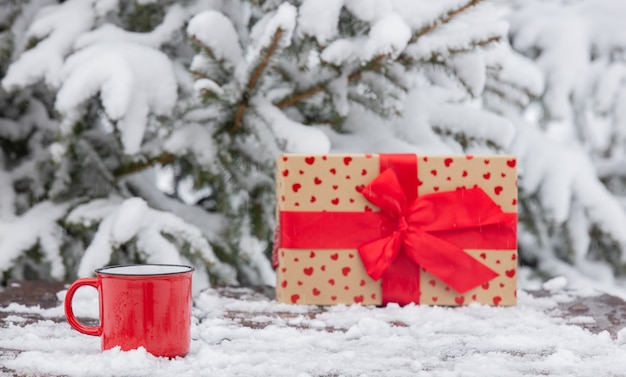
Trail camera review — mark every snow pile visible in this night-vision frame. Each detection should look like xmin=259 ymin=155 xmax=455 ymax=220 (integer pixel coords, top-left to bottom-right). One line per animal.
xmin=1 ymin=285 xmax=626 ymax=376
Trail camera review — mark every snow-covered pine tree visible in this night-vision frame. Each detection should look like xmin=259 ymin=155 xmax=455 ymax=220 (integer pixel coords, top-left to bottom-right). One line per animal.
xmin=181 ymin=0 xmax=519 ymax=283
xmin=0 ymin=0 xmax=240 ymax=288
xmin=0 ymin=0 xmax=514 ymax=286
xmin=3 ymin=0 xmax=626 ymax=292
xmin=497 ymin=0 xmax=626 ymax=289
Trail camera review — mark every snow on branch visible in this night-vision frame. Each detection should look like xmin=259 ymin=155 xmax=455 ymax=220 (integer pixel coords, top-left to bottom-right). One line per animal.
xmin=1 ymin=0 xmax=95 ymax=89
xmin=275 ymin=54 xmax=387 ymax=110
xmin=55 ymin=42 xmax=177 ymax=154
xmin=163 ymin=123 xmax=217 ymax=168
xmin=233 ymin=28 xmax=283 ymax=130
xmin=0 ymin=201 xmax=69 ymax=280
xmin=253 ymin=98 xmax=330 ymax=154
xmin=512 ymin=120 xmax=626 ymax=251
xmin=363 ymin=13 xmax=411 ymax=60
xmin=483 ymin=46 xmax=545 ymax=107
xmin=404 ymin=15 xmax=507 ymax=62
xmin=124 ymin=172 xmax=239 ymax=284
xmin=430 ymin=103 xmax=515 ymax=149
xmin=75 ymin=4 xmax=187 ymax=50
xmin=113 ymin=152 xmax=177 ymax=178
xmin=297 ymin=0 xmax=344 ymax=45
xmin=233 ymin=3 xmax=297 ymax=130
xmin=278 ymin=2 xmax=498 ymax=112
xmin=70 ymin=196 xmax=234 ymax=285
xmin=186 ymin=10 xmax=243 ymax=68
xmin=408 ymin=0 xmax=482 ymax=44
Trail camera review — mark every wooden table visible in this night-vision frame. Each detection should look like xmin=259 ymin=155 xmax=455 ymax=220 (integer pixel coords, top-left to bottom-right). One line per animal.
xmin=2 ymin=281 xmax=626 ymax=376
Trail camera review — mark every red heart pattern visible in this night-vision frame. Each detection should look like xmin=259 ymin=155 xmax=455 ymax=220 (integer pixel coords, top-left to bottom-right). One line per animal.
xmin=276 ymin=154 xmax=517 ymax=306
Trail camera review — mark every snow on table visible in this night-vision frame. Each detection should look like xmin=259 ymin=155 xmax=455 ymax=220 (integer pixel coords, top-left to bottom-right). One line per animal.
xmin=1 ymin=281 xmax=626 ymax=377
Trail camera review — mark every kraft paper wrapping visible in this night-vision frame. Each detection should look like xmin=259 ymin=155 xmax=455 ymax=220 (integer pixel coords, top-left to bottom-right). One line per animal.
xmin=275 ymin=154 xmax=517 ymax=306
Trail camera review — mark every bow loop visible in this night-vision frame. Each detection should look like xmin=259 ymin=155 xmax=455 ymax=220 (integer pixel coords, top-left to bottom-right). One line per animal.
xmin=361 ymin=168 xmax=406 ymax=220
xmin=358 ymin=169 xmax=504 ymax=294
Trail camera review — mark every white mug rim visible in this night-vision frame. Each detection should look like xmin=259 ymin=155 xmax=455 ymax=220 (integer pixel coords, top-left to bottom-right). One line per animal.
xmin=95 ymin=264 xmax=194 ymax=276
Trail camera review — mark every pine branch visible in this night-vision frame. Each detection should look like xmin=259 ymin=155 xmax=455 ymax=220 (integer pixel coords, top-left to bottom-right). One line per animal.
xmin=428 ymin=35 xmax=501 ymax=61
xmin=190 ymin=69 xmax=211 ymax=80
xmin=190 ymin=35 xmax=216 ymax=60
xmin=113 ymin=152 xmax=177 ymax=178
xmin=274 ymin=86 xmax=326 ymax=109
xmin=274 ymin=2 xmax=481 ymax=110
xmin=486 ymin=69 xmax=539 ymax=101
xmin=275 ymin=55 xmax=386 ymax=109
xmin=408 ymin=0 xmax=482 ymax=44
xmin=233 ymin=28 xmax=284 ymax=131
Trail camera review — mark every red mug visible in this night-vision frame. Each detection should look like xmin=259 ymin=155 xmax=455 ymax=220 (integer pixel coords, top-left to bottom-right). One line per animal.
xmin=64 ymin=264 xmax=194 ymax=358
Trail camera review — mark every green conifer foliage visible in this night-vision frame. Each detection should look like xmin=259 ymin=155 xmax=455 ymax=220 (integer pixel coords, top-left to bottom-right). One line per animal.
xmin=1 ymin=0 xmax=625 ymax=291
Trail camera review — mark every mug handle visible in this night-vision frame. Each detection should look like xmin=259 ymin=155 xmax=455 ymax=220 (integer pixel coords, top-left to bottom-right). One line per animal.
xmin=64 ymin=278 xmax=102 ymax=336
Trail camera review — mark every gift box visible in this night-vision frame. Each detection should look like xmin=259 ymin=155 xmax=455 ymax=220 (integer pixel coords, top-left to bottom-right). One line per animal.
xmin=274 ymin=154 xmax=517 ymax=306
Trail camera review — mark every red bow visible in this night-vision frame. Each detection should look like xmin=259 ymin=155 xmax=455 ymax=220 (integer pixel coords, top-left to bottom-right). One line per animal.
xmin=358 ymin=168 xmax=507 ymax=294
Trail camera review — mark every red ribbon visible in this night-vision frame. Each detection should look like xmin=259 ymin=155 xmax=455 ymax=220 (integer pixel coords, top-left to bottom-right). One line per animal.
xmin=276 ymin=154 xmax=516 ymax=304
xmin=359 ymin=168 xmax=509 ymax=293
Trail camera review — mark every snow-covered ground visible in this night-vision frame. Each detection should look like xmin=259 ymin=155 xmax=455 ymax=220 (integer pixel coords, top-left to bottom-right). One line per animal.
xmin=2 ymin=276 xmax=626 ymax=377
